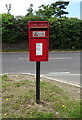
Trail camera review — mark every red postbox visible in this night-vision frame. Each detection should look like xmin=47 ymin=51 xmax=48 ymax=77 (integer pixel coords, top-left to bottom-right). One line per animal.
xmin=28 ymin=21 xmax=49 ymax=61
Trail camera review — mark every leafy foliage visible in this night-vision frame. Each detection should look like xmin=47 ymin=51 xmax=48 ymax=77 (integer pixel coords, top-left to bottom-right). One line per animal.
xmin=49 ymin=17 xmax=81 ymax=50
xmin=26 ymin=3 xmax=33 ymax=17
xmin=1 ymin=1 xmax=82 ymax=50
xmin=35 ymin=1 xmax=69 ymax=19
xmin=54 ymin=1 xmax=69 ymax=17
xmin=0 ymin=14 xmax=2 ymax=36
xmin=2 ymin=13 xmax=17 ymax=43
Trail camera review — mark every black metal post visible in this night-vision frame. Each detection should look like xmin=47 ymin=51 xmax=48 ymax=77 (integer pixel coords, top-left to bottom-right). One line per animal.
xmin=36 ymin=61 xmax=40 ymax=104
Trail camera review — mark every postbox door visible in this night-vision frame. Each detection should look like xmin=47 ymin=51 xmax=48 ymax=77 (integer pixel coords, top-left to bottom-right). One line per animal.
xmin=30 ymin=39 xmax=48 ymax=61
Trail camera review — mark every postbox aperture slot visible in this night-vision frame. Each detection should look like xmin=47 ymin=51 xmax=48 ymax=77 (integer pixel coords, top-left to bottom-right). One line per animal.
xmin=30 ymin=28 xmax=48 ymax=30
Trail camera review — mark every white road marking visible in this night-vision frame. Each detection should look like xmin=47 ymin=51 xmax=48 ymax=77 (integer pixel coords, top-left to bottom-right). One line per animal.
xmin=49 ymin=72 xmax=70 ymax=74
xmin=49 ymin=57 xmax=72 ymax=60
xmin=46 ymin=72 xmax=80 ymax=76
xmin=19 ymin=58 xmax=27 ymax=60
xmin=19 ymin=57 xmax=72 ymax=60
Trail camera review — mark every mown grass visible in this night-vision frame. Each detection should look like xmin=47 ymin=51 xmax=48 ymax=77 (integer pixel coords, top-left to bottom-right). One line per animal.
xmin=2 ymin=49 xmax=28 ymax=52
xmin=1 ymin=49 xmax=80 ymax=53
xmin=2 ymin=75 xmax=81 ymax=119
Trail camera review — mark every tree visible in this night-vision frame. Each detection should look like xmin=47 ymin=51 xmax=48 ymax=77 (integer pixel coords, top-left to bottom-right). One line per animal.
xmin=26 ymin=4 xmax=33 ymax=16
xmin=53 ymin=1 xmax=69 ymax=17
xmin=35 ymin=0 xmax=69 ymax=18
xmin=35 ymin=4 xmax=52 ymax=19
xmin=6 ymin=4 xmax=11 ymax=14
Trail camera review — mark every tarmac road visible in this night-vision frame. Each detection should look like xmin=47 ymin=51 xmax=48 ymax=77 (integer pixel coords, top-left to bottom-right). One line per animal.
xmin=2 ymin=52 xmax=80 ymax=86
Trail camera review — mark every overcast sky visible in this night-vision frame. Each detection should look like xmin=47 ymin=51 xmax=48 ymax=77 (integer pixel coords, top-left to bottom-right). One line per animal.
xmin=0 ymin=0 xmax=81 ymax=18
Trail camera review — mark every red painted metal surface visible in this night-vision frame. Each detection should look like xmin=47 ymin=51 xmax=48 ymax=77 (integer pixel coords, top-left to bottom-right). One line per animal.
xmin=28 ymin=21 xmax=49 ymax=61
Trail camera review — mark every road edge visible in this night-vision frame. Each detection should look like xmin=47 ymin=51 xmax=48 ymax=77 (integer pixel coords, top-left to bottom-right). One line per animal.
xmin=0 ymin=50 xmax=81 ymax=53
xmin=1 ymin=73 xmax=80 ymax=88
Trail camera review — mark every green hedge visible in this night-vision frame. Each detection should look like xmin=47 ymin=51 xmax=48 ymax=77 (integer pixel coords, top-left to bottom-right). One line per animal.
xmin=49 ymin=17 xmax=81 ymax=50
xmin=2 ymin=13 xmax=81 ymax=50
xmin=2 ymin=13 xmax=17 ymax=43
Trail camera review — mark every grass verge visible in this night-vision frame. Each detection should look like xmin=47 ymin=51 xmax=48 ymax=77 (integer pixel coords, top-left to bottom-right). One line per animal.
xmin=1 ymin=49 xmax=81 ymax=53
xmin=2 ymin=74 xmax=81 ymax=119
xmin=2 ymin=49 xmax=28 ymax=52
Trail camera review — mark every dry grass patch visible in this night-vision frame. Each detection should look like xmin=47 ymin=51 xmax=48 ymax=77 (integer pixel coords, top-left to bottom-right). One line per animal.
xmin=2 ymin=74 xmax=81 ymax=118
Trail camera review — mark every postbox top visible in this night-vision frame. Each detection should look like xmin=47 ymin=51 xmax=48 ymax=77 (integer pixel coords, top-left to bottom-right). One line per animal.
xmin=28 ymin=21 xmax=49 ymax=28
xmin=28 ymin=21 xmax=49 ymax=24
